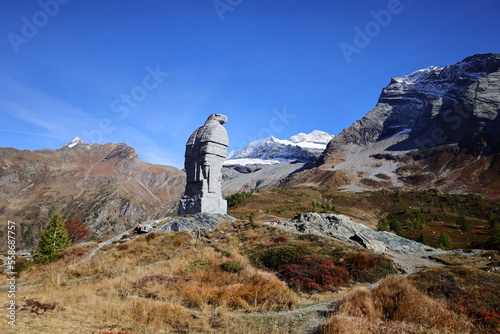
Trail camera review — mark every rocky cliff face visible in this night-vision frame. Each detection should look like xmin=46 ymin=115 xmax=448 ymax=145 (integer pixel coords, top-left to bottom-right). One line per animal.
xmin=0 ymin=139 xmax=185 ymax=250
xmin=297 ymin=54 xmax=500 ymax=197
xmin=321 ymin=54 xmax=500 ymax=154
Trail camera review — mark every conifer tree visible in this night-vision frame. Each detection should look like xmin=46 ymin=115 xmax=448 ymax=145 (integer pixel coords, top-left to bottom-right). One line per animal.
xmin=377 ymin=218 xmax=390 ymax=232
xmin=457 ymin=211 xmax=470 ymax=231
xmin=489 ymin=212 xmax=500 ymax=242
xmin=438 ymin=232 xmax=453 ymax=250
xmin=418 ymin=233 xmax=428 ymax=245
xmin=36 ymin=214 xmax=72 ymax=264
xmin=390 ymin=220 xmax=404 ymax=236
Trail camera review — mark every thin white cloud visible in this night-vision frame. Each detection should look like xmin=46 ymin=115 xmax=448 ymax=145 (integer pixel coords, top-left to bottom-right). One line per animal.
xmin=0 ymin=71 xmax=100 ymax=143
xmin=0 ymin=128 xmax=68 ymax=140
xmin=139 ymin=146 xmax=182 ymax=168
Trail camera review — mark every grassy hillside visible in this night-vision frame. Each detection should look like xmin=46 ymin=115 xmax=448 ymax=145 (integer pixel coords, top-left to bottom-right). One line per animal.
xmin=227 ymin=187 xmax=500 ymax=250
xmin=1 ymin=187 xmax=499 ymax=333
xmin=1 ymin=220 xmax=396 ymax=334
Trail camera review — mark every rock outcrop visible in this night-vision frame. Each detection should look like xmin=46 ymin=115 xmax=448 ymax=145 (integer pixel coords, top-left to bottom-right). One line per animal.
xmin=266 ymin=212 xmax=452 ymax=274
xmin=266 ymin=212 xmax=441 ymax=254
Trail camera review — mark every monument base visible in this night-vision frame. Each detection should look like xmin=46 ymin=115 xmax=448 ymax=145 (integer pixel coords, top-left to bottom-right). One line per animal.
xmin=178 ymin=194 xmax=227 ymax=215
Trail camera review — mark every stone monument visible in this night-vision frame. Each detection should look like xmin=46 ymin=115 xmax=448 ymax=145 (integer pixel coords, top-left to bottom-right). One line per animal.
xmin=178 ymin=113 xmax=229 ymax=215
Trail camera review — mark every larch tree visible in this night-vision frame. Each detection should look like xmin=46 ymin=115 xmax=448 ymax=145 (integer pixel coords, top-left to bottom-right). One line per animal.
xmin=36 ymin=214 xmax=72 ymax=264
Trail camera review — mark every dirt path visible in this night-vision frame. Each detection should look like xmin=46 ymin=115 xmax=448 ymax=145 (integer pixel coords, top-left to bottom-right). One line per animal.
xmin=68 ymin=228 xmax=133 ymax=268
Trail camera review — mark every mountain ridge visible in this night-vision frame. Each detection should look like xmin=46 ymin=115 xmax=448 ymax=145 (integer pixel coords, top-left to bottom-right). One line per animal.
xmin=0 ymin=140 xmax=185 ymax=250
xmin=290 ymin=53 xmax=500 ymax=197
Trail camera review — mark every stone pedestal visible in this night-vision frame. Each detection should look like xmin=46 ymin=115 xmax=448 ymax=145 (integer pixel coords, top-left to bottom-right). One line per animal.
xmin=179 ymin=193 xmax=227 ymax=215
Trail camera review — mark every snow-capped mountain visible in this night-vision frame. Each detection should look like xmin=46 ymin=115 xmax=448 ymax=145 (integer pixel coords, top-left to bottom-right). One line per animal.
xmin=225 ymin=130 xmax=334 ymax=165
xmin=64 ymin=137 xmax=86 ymax=148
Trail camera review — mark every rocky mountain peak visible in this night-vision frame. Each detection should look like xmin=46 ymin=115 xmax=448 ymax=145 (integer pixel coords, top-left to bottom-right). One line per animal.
xmin=383 ymin=54 xmax=500 ymax=102
xmin=306 ymin=53 xmax=500 ymax=197
xmin=62 ymin=136 xmax=87 ymax=149
xmin=320 ymin=53 xmax=500 ymax=153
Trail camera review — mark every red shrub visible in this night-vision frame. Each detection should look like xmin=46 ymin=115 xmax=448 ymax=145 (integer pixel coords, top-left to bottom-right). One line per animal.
xmin=278 ymin=256 xmax=351 ymax=292
xmin=64 ymin=217 xmax=91 ymax=243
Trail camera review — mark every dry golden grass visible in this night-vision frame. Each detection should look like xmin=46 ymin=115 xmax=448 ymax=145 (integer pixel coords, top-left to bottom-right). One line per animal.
xmin=2 ymin=230 xmax=299 ymax=333
xmin=179 ymin=266 xmax=296 ymax=311
xmin=320 ymin=275 xmax=472 ymax=334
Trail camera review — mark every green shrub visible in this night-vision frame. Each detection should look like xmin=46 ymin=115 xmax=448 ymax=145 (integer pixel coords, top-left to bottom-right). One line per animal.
xmin=220 ymin=261 xmax=244 ymax=273
xmin=258 ymin=245 xmax=309 ymax=271
xmin=225 ymin=192 xmax=252 ymax=207
xmin=183 ymin=262 xmax=211 ymax=273
xmin=14 ymin=258 xmax=35 ymax=276
xmin=344 ymin=253 xmax=396 ymax=283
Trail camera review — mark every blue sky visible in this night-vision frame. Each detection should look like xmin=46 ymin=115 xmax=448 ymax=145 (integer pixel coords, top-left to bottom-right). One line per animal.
xmin=0 ymin=0 xmax=499 ymax=168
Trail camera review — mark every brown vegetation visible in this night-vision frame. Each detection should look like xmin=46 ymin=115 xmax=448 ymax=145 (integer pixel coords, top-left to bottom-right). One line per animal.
xmin=411 ymin=264 xmax=500 ymax=332
xmin=320 ymin=276 xmax=472 ymax=334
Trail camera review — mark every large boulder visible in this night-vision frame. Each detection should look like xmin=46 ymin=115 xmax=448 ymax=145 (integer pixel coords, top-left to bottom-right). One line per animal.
xmin=266 ymin=212 xmax=443 ymax=255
